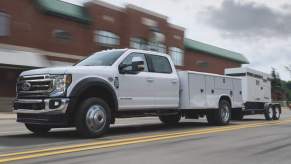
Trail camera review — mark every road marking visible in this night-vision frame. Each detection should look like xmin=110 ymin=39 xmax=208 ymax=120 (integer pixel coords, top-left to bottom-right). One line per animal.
xmin=1 ymin=119 xmax=291 ymax=163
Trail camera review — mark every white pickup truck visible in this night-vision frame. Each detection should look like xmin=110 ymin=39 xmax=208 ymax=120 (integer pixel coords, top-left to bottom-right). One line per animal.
xmin=13 ymin=49 xmax=281 ymax=137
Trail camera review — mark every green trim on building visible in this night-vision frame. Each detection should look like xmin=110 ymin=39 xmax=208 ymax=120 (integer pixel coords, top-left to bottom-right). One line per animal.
xmin=184 ymin=38 xmax=249 ymax=64
xmin=35 ymin=0 xmax=91 ymax=24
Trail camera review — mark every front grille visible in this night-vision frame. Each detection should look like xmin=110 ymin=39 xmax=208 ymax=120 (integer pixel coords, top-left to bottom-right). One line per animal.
xmin=14 ymin=101 xmax=45 ymax=110
xmin=16 ymin=75 xmax=54 ymax=98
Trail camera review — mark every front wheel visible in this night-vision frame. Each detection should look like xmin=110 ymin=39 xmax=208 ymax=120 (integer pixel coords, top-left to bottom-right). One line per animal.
xmin=75 ymin=98 xmax=111 ymax=138
xmin=159 ymin=114 xmax=181 ymax=125
xmin=25 ymin=124 xmax=51 ymax=135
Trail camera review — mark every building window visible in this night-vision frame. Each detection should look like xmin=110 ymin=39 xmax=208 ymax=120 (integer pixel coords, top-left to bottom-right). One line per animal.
xmin=148 ymin=42 xmax=166 ymax=53
xmin=0 ymin=12 xmax=10 ymax=37
xmin=130 ymin=37 xmax=147 ymax=50
xmin=196 ymin=60 xmax=208 ymax=68
xmin=53 ymin=29 xmax=72 ymax=41
xmin=169 ymin=47 xmax=184 ymax=66
xmin=95 ymin=30 xmax=120 ymax=47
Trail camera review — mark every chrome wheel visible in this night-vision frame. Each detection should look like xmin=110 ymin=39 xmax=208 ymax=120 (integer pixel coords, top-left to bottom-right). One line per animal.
xmin=85 ymin=105 xmax=106 ymax=133
xmin=221 ymin=104 xmax=230 ymax=122
xmin=273 ymin=106 xmax=281 ymax=120
xmin=267 ymin=107 xmax=273 ymax=119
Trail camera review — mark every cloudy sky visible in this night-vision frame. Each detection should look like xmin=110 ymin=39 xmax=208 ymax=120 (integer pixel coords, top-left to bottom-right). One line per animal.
xmin=65 ymin=0 xmax=291 ymax=80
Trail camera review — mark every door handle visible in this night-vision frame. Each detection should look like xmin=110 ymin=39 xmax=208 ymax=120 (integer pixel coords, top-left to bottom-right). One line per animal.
xmin=146 ymin=78 xmax=154 ymax=83
xmin=171 ymin=80 xmax=178 ymax=84
xmin=200 ymin=89 xmax=204 ymax=93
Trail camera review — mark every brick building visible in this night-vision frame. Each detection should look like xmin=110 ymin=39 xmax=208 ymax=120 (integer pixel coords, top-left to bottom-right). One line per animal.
xmin=0 ymin=0 xmax=248 ymax=111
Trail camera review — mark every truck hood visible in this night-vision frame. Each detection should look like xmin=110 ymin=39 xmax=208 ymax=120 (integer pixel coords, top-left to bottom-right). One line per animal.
xmin=20 ymin=66 xmax=114 ymax=76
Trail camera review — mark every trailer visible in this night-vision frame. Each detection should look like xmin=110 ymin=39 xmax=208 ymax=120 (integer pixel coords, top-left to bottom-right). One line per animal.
xmin=225 ymin=67 xmax=281 ymax=120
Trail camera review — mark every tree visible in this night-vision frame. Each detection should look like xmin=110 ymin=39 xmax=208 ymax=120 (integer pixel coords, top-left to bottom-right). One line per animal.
xmin=271 ymin=68 xmax=286 ymax=101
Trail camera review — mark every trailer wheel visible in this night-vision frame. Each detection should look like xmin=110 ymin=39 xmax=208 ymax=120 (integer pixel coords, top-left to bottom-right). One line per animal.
xmin=159 ymin=114 xmax=181 ymax=125
xmin=231 ymin=109 xmax=244 ymax=120
xmin=75 ymin=98 xmax=111 ymax=138
xmin=25 ymin=124 xmax=51 ymax=135
xmin=272 ymin=105 xmax=281 ymax=120
xmin=264 ymin=105 xmax=273 ymax=121
xmin=207 ymin=100 xmax=231 ymax=125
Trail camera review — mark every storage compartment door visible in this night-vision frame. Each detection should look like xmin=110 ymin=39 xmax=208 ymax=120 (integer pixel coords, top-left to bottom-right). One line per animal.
xmin=215 ymin=77 xmax=232 ymax=90
xmin=189 ymin=74 xmax=206 ymax=108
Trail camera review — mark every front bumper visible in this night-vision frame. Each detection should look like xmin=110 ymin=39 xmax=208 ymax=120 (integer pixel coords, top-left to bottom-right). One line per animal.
xmin=13 ymin=98 xmax=70 ymax=114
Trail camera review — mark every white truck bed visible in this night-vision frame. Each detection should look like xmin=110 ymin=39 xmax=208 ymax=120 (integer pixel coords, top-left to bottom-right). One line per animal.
xmin=178 ymin=71 xmax=243 ymax=110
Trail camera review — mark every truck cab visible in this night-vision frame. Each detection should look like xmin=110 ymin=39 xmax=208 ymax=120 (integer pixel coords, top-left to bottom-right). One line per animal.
xmin=14 ymin=49 xmax=181 ymax=137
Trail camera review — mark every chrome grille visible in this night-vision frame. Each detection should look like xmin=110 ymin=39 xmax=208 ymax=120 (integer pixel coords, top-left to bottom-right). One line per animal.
xmin=17 ymin=75 xmax=54 ymax=98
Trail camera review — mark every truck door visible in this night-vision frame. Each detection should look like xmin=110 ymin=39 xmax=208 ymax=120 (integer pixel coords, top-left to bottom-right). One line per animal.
xmin=147 ymin=54 xmax=179 ymax=108
xmin=117 ymin=53 xmax=156 ymax=110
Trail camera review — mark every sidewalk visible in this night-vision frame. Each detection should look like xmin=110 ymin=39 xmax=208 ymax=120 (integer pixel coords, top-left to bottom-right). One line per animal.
xmin=0 ymin=113 xmax=16 ymax=120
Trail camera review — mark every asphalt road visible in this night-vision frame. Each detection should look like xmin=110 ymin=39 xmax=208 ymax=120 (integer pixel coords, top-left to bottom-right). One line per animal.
xmin=0 ymin=110 xmax=291 ymax=164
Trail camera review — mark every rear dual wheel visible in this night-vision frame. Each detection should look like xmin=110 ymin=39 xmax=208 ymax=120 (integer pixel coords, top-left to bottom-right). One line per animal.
xmin=207 ymin=100 xmax=231 ymax=125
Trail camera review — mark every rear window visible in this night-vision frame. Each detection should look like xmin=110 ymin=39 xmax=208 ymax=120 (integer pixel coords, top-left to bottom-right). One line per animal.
xmin=150 ymin=55 xmax=172 ymax=74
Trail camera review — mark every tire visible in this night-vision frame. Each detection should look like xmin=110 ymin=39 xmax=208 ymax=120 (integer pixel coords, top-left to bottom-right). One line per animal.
xmin=264 ymin=105 xmax=273 ymax=121
xmin=272 ymin=105 xmax=281 ymax=120
xmin=159 ymin=113 xmax=181 ymax=125
xmin=207 ymin=100 xmax=231 ymax=125
xmin=75 ymin=98 xmax=111 ymax=138
xmin=25 ymin=124 xmax=51 ymax=135
xmin=231 ymin=110 xmax=244 ymax=120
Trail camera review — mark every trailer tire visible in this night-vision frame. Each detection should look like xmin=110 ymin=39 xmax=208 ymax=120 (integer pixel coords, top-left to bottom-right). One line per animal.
xmin=159 ymin=114 xmax=181 ymax=125
xmin=264 ymin=105 xmax=273 ymax=121
xmin=272 ymin=105 xmax=281 ymax=120
xmin=25 ymin=124 xmax=51 ymax=135
xmin=75 ymin=98 xmax=111 ymax=138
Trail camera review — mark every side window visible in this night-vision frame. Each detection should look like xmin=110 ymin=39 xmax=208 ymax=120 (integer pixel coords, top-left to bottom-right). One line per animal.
xmin=121 ymin=53 xmax=149 ymax=72
xmin=150 ymin=55 xmax=172 ymax=74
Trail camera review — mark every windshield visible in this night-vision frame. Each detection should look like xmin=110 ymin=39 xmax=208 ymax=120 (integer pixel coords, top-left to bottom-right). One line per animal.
xmin=75 ymin=50 xmax=126 ymax=66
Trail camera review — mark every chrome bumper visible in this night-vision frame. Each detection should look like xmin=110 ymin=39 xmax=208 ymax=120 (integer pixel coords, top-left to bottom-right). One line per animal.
xmin=14 ymin=98 xmax=70 ymax=114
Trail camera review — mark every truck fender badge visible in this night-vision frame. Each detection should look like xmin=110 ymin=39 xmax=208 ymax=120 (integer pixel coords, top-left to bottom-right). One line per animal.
xmin=22 ymin=82 xmax=31 ymax=91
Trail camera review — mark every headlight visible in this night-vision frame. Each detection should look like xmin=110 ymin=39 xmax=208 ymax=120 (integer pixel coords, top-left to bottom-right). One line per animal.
xmin=50 ymin=74 xmax=72 ymax=96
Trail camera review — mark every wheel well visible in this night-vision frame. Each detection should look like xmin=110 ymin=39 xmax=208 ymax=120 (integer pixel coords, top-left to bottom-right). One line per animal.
xmin=219 ymin=96 xmax=232 ymax=107
xmin=71 ymin=86 xmax=117 ymax=119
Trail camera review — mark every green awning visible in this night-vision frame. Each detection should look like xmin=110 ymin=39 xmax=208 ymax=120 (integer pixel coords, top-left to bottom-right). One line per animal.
xmin=184 ymin=38 xmax=249 ymax=64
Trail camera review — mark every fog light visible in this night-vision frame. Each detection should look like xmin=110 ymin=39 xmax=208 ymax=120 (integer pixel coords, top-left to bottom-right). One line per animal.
xmin=49 ymin=100 xmax=62 ymax=109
